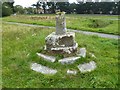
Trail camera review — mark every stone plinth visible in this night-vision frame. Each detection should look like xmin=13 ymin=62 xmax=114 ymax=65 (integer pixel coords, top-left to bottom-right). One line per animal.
xmin=45 ymin=32 xmax=78 ymax=54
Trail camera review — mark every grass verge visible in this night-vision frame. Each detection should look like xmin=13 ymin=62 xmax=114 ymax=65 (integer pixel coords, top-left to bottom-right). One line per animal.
xmin=2 ymin=23 xmax=118 ymax=88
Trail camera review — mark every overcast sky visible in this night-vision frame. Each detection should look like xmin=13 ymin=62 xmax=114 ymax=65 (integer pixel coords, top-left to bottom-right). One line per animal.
xmin=13 ymin=0 xmax=118 ymax=7
xmin=14 ymin=0 xmax=77 ymax=7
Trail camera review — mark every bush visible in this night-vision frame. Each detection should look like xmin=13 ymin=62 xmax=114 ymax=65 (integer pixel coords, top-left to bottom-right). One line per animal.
xmin=88 ymin=19 xmax=111 ymax=28
xmin=2 ymin=3 xmax=13 ymax=17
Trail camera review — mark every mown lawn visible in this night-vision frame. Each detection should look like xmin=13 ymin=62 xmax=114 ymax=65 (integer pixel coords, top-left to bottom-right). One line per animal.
xmin=2 ymin=23 xmax=118 ymax=88
xmin=2 ymin=14 xmax=119 ymax=35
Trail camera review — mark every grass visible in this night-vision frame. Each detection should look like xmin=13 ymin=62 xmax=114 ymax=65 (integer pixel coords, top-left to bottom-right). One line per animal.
xmin=2 ymin=14 xmax=119 ymax=35
xmin=2 ymin=23 xmax=118 ymax=88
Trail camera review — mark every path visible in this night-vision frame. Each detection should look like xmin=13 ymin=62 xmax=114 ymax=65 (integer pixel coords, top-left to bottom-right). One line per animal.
xmin=4 ymin=22 xmax=119 ymax=39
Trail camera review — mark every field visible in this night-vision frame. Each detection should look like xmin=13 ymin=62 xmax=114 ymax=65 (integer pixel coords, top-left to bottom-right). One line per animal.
xmin=2 ymin=23 xmax=118 ymax=88
xmin=2 ymin=14 xmax=119 ymax=35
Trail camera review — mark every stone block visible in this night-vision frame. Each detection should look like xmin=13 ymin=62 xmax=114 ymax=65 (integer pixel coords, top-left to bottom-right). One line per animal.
xmin=31 ymin=63 xmax=57 ymax=75
xmin=45 ymin=32 xmax=78 ymax=54
xmin=58 ymin=56 xmax=80 ymax=64
xmin=67 ymin=69 xmax=77 ymax=75
xmin=77 ymin=61 xmax=96 ymax=73
xmin=78 ymin=48 xmax=86 ymax=58
xmin=36 ymin=53 xmax=56 ymax=62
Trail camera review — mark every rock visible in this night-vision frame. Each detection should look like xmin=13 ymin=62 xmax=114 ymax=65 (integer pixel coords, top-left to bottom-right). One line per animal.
xmin=31 ymin=63 xmax=57 ymax=74
xmin=77 ymin=61 xmax=96 ymax=73
xmin=58 ymin=57 xmax=80 ymax=64
xmin=67 ymin=69 xmax=77 ymax=75
xmin=89 ymin=53 xmax=96 ymax=58
xmin=37 ymin=53 xmax=56 ymax=62
xmin=78 ymin=48 xmax=86 ymax=58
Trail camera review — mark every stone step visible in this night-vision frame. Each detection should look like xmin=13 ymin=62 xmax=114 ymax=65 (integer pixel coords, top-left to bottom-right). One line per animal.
xmin=58 ymin=56 xmax=81 ymax=64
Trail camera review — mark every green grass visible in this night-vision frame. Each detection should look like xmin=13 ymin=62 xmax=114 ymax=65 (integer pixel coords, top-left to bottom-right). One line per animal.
xmin=2 ymin=23 xmax=118 ymax=88
xmin=2 ymin=14 xmax=119 ymax=35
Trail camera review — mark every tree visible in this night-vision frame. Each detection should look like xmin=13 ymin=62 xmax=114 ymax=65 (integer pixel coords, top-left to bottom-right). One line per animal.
xmin=2 ymin=2 xmax=13 ymax=16
xmin=24 ymin=7 xmax=34 ymax=14
xmin=31 ymin=4 xmax=36 ymax=14
xmin=14 ymin=5 xmax=24 ymax=14
xmin=56 ymin=2 xmax=71 ymax=14
xmin=38 ymin=2 xmax=47 ymax=14
xmin=75 ymin=2 xmax=119 ymax=15
xmin=32 ymin=2 xmax=41 ymax=14
xmin=47 ymin=2 xmax=56 ymax=13
xmin=69 ymin=3 xmax=77 ymax=13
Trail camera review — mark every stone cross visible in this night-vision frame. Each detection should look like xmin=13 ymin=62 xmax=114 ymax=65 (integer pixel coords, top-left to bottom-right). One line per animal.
xmin=56 ymin=12 xmax=67 ymax=35
xmin=45 ymin=12 xmax=78 ymax=54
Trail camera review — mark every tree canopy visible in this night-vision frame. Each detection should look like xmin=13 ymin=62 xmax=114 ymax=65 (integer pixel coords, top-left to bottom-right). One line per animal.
xmin=31 ymin=1 xmax=119 ymax=15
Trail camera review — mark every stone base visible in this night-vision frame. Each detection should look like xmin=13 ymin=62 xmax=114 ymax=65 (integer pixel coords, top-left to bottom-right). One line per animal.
xmin=45 ymin=32 xmax=78 ymax=54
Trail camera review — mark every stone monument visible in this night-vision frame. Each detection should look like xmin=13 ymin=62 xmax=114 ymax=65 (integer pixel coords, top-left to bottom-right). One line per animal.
xmin=45 ymin=12 xmax=78 ymax=54
xmin=31 ymin=12 xmax=97 ymax=75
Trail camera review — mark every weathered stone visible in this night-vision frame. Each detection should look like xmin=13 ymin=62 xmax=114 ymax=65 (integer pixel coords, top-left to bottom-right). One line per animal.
xmin=67 ymin=69 xmax=77 ymax=75
xmin=78 ymin=48 xmax=86 ymax=58
xmin=51 ymin=43 xmax=78 ymax=54
xmin=89 ymin=53 xmax=96 ymax=58
xmin=77 ymin=61 xmax=96 ymax=73
xmin=31 ymin=63 xmax=57 ymax=74
xmin=45 ymin=32 xmax=75 ymax=48
xmin=45 ymin=32 xmax=78 ymax=54
xmin=56 ymin=12 xmax=66 ymax=35
xmin=44 ymin=12 xmax=78 ymax=54
xmin=37 ymin=53 xmax=56 ymax=62
xmin=58 ymin=57 xmax=80 ymax=64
